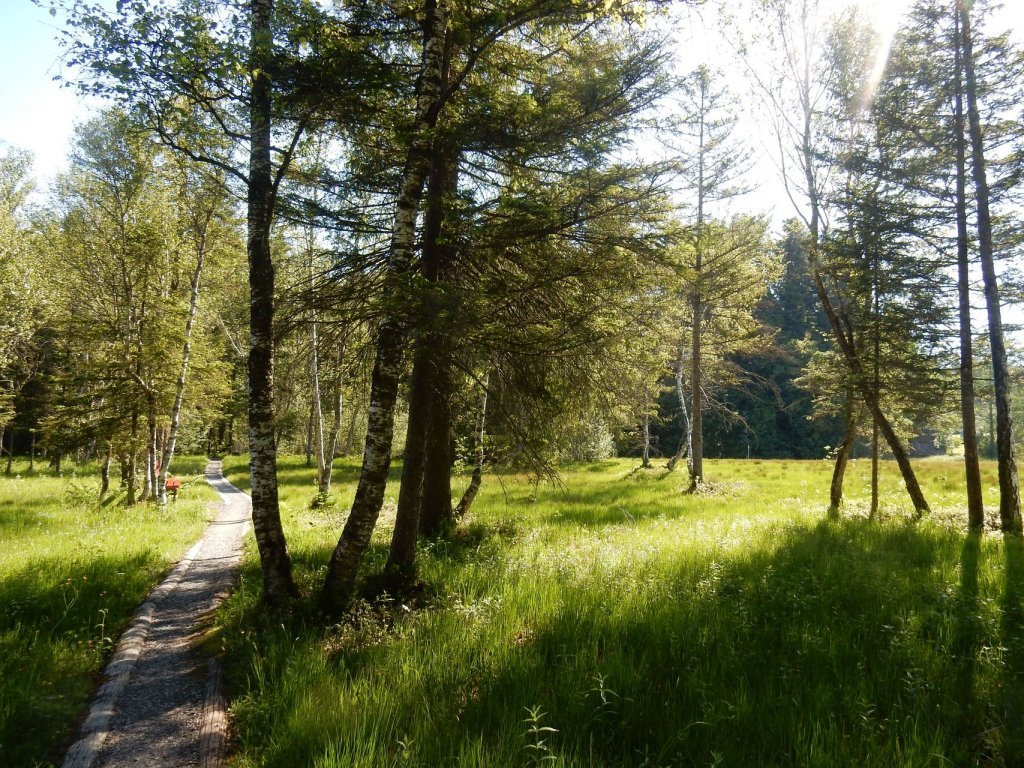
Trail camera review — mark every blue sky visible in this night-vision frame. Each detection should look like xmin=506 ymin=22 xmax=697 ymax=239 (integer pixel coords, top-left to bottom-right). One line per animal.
xmin=0 ymin=0 xmax=86 ymax=185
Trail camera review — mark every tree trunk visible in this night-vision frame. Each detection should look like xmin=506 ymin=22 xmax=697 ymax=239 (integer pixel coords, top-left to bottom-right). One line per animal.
xmin=389 ymin=134 xmax=457 ymax=573
xmin=960 ymin=2 xmax=1020 ymax=531
xmin=666 ymin=347 xmax=690 ymax=471
xmin=420 ymin=354 xmax=454 ymax=536
xmin=455 ymin=375 xmax=489 ymax=519
xmin=689 ymin=88 xmax=707 ymax=492
xmin=311 ymin=314 xmax=328 ymax=495
xmin=689 ymin=292 xmax=703 ymax=489
xmin=641 ymin=409 xmax=651 ymax=469
xmin=145 ymin=401 xmax=157 ymax=501
xmin=325 ymin=344 xmax=346 ymax=468
xmin=953 ymin=13 xmax=985 ymax=529
xmin=100 ymin=442 xmax=112 ymax=498
xmin=418 ymin=144 xmax=459 ymax=537
xmin=305 ymin=396 xmax=314 ymax=467
xmin=158 ymin=239 xmax=205 ymax=506
xmin=343 ymin=404 xmax=359 ymax=456
xmin=829 ymin=399 xmax=856 ymax=513
xmin=386 ymin=342 xmax=433 ymax=582
xmin=127 ymin=409 xmax=139 ymax=505
xmin=322 ymin=0 xmax=449 ymax=613
xmin=247 ymin=0 xmax=297 ymax=603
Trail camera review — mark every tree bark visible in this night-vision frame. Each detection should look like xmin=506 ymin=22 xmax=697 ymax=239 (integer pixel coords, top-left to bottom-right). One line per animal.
xmin=666 ymin=346 xmax=690 ymax=471
xmin=324 ymin=339 xmax=346 ymax=490
xmin=386 ymin=342 xmax=433 ymax=581
xmin=343 ymin=404 xmax=359 ymax=456
xmin=420 ymin=354 xmax=454 ymax=536
xmin=145 ymin=405 xmax=157 ymax=501
xmin=389 ymin=134 xmax=457 ymax=573
xmin=158 ymin=234 xmax=205 ymax=506
xmin=304 ymin=397 xmax=314 ymax=468
xmin=689 ymin=294 xmax=703 ymax=488
xmin=418 ymin=144 xmax=459 ymax=537
xmin=100 ymin=443 xmax=112 ymax=498
xmin=311 ymin=312 xmax=328 ymax=495
xmin=641 ymin=409 xmax=652 ymax=469
xmin=455 ymin=375 xmax=488 ymax=519
xmin=960 ymin=1 xmax=1020 ymax=531
xmin=830 ymin=399 xmax=856 ymax=513
xmin=127 ymin=409 xmax=139 ymax=505
xmin=247 ymin=0 xmax=297 ymax=602
xmin=953 ymin=10 xmax=985 ymax=529
xmin=322 ymin=0 xmax=449 ymax=613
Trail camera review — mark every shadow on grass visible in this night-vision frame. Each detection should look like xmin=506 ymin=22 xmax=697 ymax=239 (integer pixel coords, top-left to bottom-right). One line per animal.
xmin=0 ymin=550 xmax=172 ymax=767
xmin=955 ymin=532 xmax=983 ymax=756
xmin=225 ymin=515 xmax=1010 ymax=767
xmin=1001 ymin=533 xmax=1024 ymax=763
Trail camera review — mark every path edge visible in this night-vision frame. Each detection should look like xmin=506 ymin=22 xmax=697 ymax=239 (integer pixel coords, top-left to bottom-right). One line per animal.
xmin=61 ymin=460 xmax=247 ymax=768
xmin=197 ymin=460 xmax=248 ymax=768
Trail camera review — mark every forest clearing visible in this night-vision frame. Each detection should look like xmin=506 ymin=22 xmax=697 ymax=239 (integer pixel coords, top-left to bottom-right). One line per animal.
xmin=2 ymin=0 xmax=1024 ymax=764
xmin=2 ymin=455 xmax=1022 ymax=766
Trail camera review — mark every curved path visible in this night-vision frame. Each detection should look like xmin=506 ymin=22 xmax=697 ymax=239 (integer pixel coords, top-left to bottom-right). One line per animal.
xmin=62 ymin=461 xmax=249 ymax=768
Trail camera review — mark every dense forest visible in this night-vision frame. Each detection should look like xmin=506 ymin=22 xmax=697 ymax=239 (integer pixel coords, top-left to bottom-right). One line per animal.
xmin=1 ymin=0 xmax=1023 ymax=607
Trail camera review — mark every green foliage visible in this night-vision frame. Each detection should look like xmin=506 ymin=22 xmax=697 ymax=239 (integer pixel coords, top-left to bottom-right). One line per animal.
xmin=216 ymin=454 xmax=1021 ymax=767
xmin=0 ymin=458 xmax=214 ymax=766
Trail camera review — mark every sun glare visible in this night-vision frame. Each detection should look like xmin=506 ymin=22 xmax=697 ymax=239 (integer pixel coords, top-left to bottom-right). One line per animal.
xmin=855 ymin=0 xmax=915 ymax=111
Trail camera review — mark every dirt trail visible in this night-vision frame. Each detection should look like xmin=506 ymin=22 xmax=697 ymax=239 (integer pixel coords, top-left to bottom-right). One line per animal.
xmin=62 ymin=461 xmax=249 ymax=768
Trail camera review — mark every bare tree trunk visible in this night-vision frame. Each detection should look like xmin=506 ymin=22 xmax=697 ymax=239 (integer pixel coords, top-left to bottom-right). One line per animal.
xmin=421 ymin=355 xmax=454 ymax=535
xmin=126 ymin=409 xmax=139 ymax=505
xmin=666 ymin=347 xmax=690 ymax=471
xmin=100 ymin=442 xmax=112 ymax=498
xmin=322 ymin=0 xmax=449 ymax=613
xmin=144 ymin=406 xmax=157 ymax=501
xmin=311 ymin=315 xmax=327 ymax=495
xmin=953 ymin=12 xmax=984 ymax=529
xmin=960 ymin=2 xmax=1020 ymax=531
xmin=386 ymin=343 xmax=433 ymax=581
xmin=305 ymin=397 xmax=314 ymax=467
xmin=325 ymin=346 xmax=346 ymax=466
xmin=343 ymin=404 xmax=359 ymax=456
xmin=641 ymin=409 xmax=651 ymax=469
xmin=830 ymin=399 xmax=856 ymax=513
xmin=390 ymin=139 xmax=457 ymax=574
xmin=158 ymin=239 xmax=205 ymax=506
xmin=689 ymin=293 xmax=703 ymax=489
xmin=247 ymin=0 xmax=297 ymax=602
xmin=456 ymin=375 xmax=489 ymax=518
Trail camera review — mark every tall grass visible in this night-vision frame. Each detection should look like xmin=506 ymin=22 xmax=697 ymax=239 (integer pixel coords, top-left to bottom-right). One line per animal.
xmin=218 ymin=455 xmax=1021 ymax=766
xmin=0 ymin=457 xmax=215 ymax=767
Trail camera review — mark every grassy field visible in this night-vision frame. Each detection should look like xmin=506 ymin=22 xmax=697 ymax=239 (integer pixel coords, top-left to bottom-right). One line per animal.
xmin=215 ymin=454 xmax=1024 ymax=767
xmin=0 ymin=456 xmax=217 ymax=767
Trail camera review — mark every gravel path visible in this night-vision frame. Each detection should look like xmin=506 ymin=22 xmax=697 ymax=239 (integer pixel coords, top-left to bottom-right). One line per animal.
xmin=62 ymin=461 xmax=249 ymax=768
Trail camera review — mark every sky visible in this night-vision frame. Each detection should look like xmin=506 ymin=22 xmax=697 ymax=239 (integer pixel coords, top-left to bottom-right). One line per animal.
xmin=0 ymin=0 xmax=87 ymax=185
xmin=0 ymin=0 xmax=1021 ymax=213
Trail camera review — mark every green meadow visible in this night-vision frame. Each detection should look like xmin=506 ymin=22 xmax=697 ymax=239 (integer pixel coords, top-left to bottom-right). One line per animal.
xmin=0 ymin=458 xmax=216 ymax=767
xmin=216 ymin=455 xmax=1024 ymax=767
